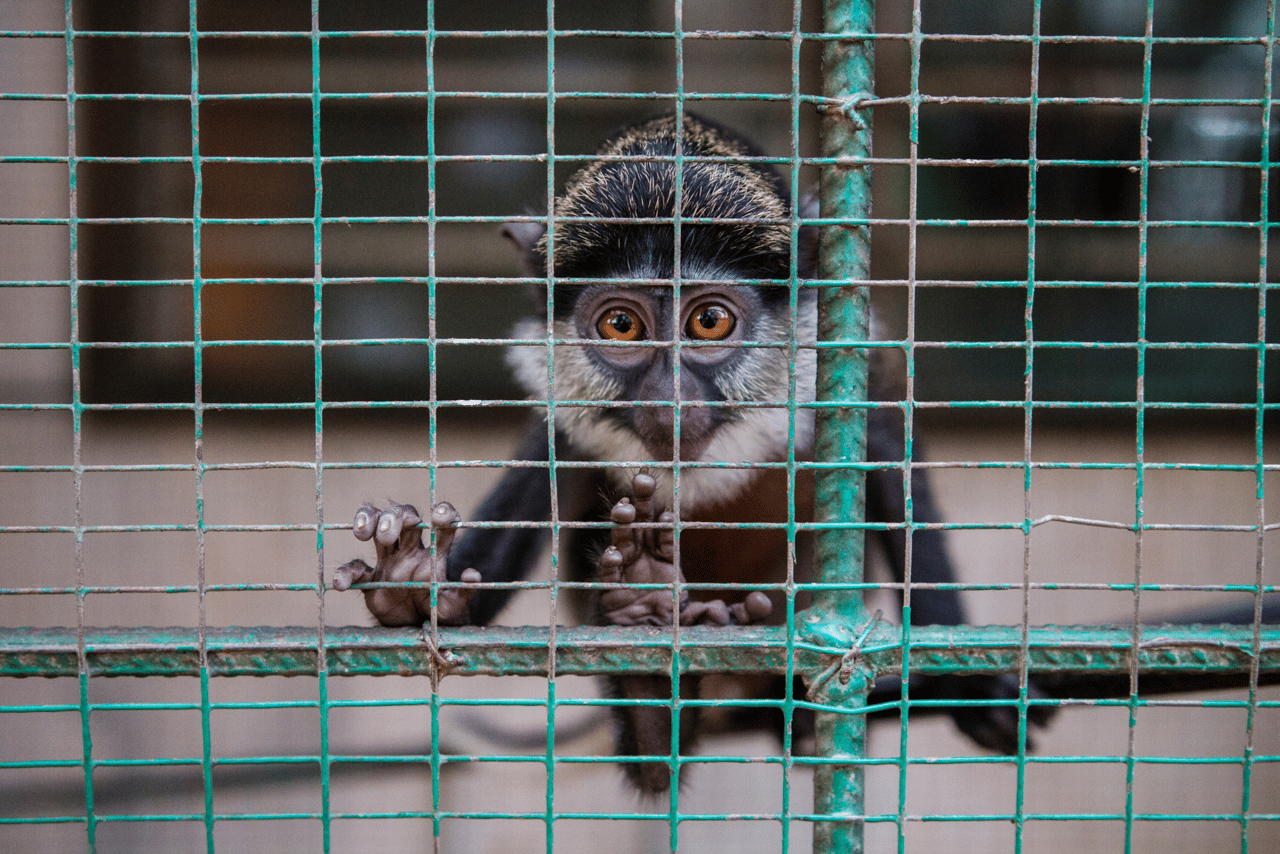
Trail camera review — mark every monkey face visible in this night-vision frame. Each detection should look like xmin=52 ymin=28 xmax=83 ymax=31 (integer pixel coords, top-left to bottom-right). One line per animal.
xmin=507 ymin=278 xmax=814 ymax=508
xmin=572 ymin=282 xmax=759 ymax=462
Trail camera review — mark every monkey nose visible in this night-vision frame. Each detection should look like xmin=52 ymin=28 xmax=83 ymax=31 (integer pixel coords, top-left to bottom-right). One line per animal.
xmin=634 ymin=404 xmax=715 ymax=461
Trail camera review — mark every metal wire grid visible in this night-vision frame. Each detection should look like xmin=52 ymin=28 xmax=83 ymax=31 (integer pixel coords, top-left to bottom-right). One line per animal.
xmin=0 ymin=0 xmax=1278 ymax=852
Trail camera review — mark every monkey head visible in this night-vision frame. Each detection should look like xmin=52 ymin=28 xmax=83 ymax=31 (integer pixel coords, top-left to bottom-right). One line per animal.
xmin=504 ymin=113 xmax=818 ymax=508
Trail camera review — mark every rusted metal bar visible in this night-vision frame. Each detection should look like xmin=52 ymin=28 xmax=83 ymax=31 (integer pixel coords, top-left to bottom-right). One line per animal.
xmin=3 ymin=623 xmax=1275 ymax=680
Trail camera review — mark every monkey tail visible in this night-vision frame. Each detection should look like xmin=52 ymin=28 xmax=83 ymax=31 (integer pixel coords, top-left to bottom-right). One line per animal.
xmin=457 ymin=707 xmax=612 ymax=751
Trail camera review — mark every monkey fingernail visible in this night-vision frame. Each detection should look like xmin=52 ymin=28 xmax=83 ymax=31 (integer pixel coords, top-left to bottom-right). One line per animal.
xmin=352 ymin=505 xmax=379 ymax=541
xmin=431 ymin=502 xmax=461 ymax=528
xmin=374 ymin=512 xmax=401 ymax=545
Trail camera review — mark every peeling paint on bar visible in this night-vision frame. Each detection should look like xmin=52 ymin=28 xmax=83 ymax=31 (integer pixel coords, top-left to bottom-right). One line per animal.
xmin=1 ymin=624 xmax=1274 ymax=679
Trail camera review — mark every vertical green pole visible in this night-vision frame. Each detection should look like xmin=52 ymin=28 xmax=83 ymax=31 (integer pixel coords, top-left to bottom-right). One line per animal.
xmin=1242 ymin=4 xmax=1275 ymax=851
xmin=809 ymin=1 xmax=875 ymax=852
xmin=186 ymin=4 xmax=216 ymax=850
xmin=64 ymin=2 xmax=94 ymax=850
xmin=541 ymin=3 xmax=560 ymax=852
xmin=307 ymin=2 xmax=332 ymax=851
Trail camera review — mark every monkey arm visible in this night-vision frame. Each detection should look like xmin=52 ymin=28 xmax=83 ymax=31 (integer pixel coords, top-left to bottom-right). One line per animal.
xmin=865 ymin=407 xmax=967 ymax=627
xmin=445 ymin=419 xmax=557 ymax=625
xmin=595 ymin=471 xmax=774 ymax=794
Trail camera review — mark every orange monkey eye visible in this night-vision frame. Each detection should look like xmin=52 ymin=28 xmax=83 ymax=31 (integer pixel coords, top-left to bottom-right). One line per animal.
xmin=598 ymin=308 xmax=645 ymax=341
xmin=686 ymin=303 xmax=735 ymax=341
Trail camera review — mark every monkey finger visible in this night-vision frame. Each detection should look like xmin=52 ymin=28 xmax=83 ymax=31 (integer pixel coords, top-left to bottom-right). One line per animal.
xmin=609 ymin=498 xmax=639 ymax=558
xmin=630 ymin=471 xmax=657 ymax=522
xmin=598 ymin=545 xmax=625 ymax=571
xmin=654 ymin=510 xmax=675 ymax=561
xmin=435 ymin=567 xmax=481 ymax=626
xmin=610 ymin=496 xmax=637 ymax=525
xmin=729 ymin=592 xmax=774 ymax=625
xmin=374 ymin=504 xmax=423 ymax=552
xmin=372 ymin=507 xmax=405 ymax=547
xmin=597 ymin=545 xmax=626 ymax=583
xmin=430 ymin=501 xmax=462 ymax=553
xmin=431 ymin=501 xmax=461 ymax=529
xmin=681 ymin=600 xmax=732 ymax=626
xmin=332 ymin=558 xmax=375 ymax=591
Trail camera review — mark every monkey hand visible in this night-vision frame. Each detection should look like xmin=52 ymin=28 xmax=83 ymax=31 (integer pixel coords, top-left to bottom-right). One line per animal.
xmin=940 ymin=673 xmax=1057 ymax=755
xmin=596 ymin=472 xmax=773 ymax=628
xmin=333 ymin=502 xmax=481 ymax=627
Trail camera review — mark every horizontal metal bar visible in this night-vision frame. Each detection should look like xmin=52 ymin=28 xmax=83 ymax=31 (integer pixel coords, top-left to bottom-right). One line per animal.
xmin=1 ymin=624 xmax=1275 ymax=680
xmin=7 ymin=87 xmax=1280 ymax=108
xmin=3 ymin=399 xmax=1277 ymax=416
xmin=4 ymin=213 xmax=1276 ymax=228
xmin=0 ymin=276 xmax=1274 ymax=290
xmin=1 ymin=28 xmax=1271 ymax=47
xmin=3 ymin=154 xmax=1276 ymax=170
xmin=4 ymin=337 xmax=1276 ymax=351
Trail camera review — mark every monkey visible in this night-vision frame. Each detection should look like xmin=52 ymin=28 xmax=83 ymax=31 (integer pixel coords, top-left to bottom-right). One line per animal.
xmin=334 ymin=112 xmax=1052 ymax=794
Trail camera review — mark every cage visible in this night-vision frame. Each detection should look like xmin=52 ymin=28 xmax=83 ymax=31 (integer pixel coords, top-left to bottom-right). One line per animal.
xmin=1 ymin=1 xmax=1278 ymax=852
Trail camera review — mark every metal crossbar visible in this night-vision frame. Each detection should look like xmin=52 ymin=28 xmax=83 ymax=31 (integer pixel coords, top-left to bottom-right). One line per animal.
xmin=2 ymin=1 xmax=1279 ymax=852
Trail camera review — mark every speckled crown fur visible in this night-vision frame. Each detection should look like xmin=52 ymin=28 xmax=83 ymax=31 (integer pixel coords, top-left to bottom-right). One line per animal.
xmin=532 ymin=113 xmax=798 ymax=282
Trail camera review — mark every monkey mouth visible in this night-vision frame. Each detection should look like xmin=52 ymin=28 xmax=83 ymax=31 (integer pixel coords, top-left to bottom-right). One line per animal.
xmin=641 ymin=432 xmax=713 ymax=463
xmin=631 ymin=404 xmax=719 ymax=463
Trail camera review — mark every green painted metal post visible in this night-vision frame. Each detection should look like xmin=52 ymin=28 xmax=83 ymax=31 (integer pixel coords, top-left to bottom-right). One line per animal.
xmin=809 ymin=1 xmax=876 ymax=851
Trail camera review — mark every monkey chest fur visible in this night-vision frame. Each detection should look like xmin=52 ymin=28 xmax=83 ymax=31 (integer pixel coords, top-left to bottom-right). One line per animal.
xmin=677 ymin=467 xmax=815 ymax=617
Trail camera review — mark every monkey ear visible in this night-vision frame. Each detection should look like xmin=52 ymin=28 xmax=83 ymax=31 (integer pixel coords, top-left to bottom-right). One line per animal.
xmin=501 ymin=220 xmax=549 ymax=279
xmin=797 ymin=192 xmax=819 ymax=279
xmin=501 ymin=220 xmax=545 ymax=255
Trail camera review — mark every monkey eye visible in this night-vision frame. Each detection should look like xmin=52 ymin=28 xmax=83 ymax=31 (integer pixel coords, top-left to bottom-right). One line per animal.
xmin=686 ymin=303 xmax=736 ymax=341
xmin=597 ymin=308 xmax=645 ymax=342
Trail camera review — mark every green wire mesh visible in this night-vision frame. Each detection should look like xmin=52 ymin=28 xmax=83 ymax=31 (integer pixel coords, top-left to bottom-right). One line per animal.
xmin=1 ymin=1 xmax=1279 ymax=852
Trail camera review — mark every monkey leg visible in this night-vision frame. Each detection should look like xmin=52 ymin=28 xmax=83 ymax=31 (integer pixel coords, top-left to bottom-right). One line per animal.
xmin=333 ymin=501 xmax=481 ymax=627
xmin=926 ymin=672 xmax=1055 ymax=754
xmin=608 ymin=673 xmax=701 ymax=794
xmin=595 ymin=472 xmax=771 ymax=793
